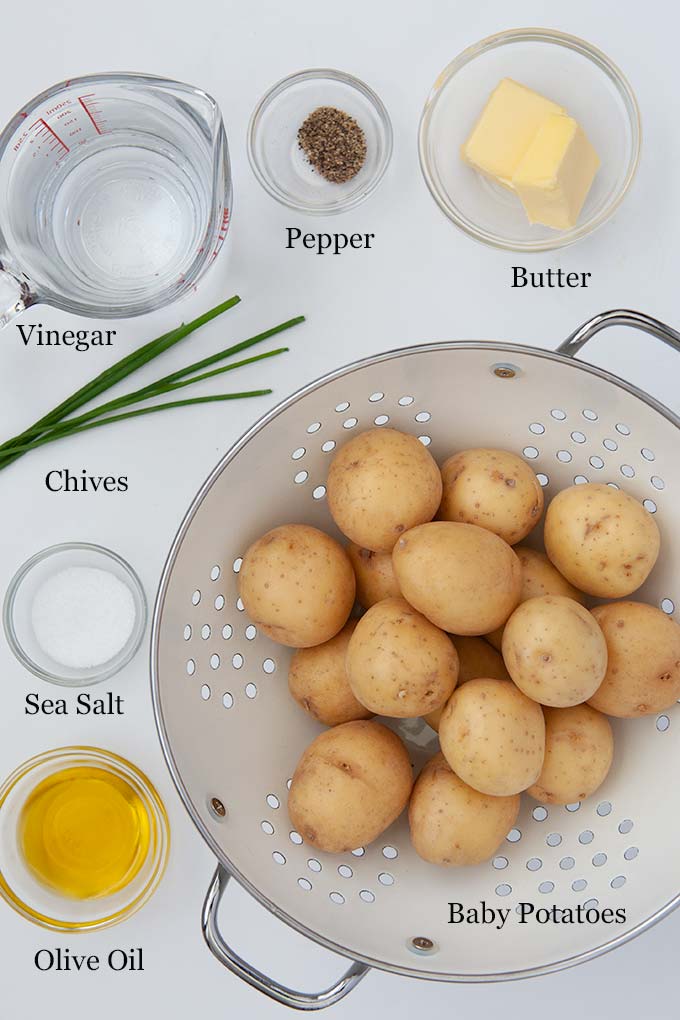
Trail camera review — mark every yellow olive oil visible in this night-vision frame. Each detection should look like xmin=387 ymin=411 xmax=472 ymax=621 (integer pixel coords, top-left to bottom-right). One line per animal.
xmin=19 ymin=766 xmax=150 ymax=900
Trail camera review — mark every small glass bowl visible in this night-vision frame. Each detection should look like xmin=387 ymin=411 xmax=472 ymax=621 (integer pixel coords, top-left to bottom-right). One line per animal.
xmin=0 ymin=746 xmax=169 ymax=932
xmin=3 ymin=542 xmax=147 ymax=687
xmin=248 ymin=68 xmax=393 ymax=214
xmin=419 ymin=28 xmax=641 ymax=251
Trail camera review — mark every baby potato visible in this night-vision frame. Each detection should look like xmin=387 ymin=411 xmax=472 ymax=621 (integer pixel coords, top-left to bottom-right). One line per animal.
xmin=288 ymin=720 xmax=413 ymax=853
xmin=439 ymin=678 xmax=545 ymax=796
xmin=589 ymin=602 xmax=680 ymax=717
xmin=409 ymin=752 xmax=520 ymax=866
xmin=346 ymin=542 xmax=401 ymax=608
xmin=528 ymin=705 xmax=613 ymax=805
xmin=346 ymin=597 xmax=459 ymax=717
xmin=392 ymin=521 xmax=521 ymax=635
xmin=502 ymin=595 xmax=607 ymax=707
xmin=544 ymin=483 xmax=660 ymax=598
xmin=288 ymin=621 xmax=373 ymax=726
xmin=327 ymin=428 xmax=442 ymax=552
xmin=240 ymin=524 xmax=355 ymax=648
xmin=424 ymin=637 xmax=510 ymax=731
xmin=486 ymin=546 xmax=587 ymax=650
xmin=439 ymin=448 xmax=544 ymax=545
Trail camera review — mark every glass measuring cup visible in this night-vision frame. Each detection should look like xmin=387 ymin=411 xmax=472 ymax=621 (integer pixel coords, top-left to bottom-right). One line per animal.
xmin=0 ymin=73 xmax=232 ymax=326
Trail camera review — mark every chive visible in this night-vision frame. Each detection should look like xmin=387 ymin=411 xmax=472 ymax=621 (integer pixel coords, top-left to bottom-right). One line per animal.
xmin=12 ymin=347 xmax=288 ymax=447
xmin=2 ymin=392 xmax=271 ymax=461
xmin=0 ymin=294 xmax=241 ymax=455
xmin=0 ymin=314 xmax=302 ymax=461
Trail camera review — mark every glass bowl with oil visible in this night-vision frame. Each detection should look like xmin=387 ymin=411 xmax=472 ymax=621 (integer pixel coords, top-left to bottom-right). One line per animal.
xmin=0 ymin=746 xmax=169 ymax=931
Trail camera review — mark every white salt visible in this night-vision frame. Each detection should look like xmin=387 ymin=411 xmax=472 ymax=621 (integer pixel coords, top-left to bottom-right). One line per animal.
xmin=31 ymin=566 xmax=136 ymax=669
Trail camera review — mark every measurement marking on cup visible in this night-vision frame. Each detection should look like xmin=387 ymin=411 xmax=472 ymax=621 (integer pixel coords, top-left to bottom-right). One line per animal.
xmin=78 ymin=94 xmax=103 ymax=135
xmin=30 ymin=119 xmax=70 ymax=154
xmin=211 ymin=207 xmax=231 ymax=259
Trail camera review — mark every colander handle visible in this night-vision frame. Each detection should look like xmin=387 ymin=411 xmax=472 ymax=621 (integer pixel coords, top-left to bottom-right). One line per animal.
xmin=558 ymin=309 xmax=680 ymax=358
xmin=202 ymin=865 xmax=370 ymax=1010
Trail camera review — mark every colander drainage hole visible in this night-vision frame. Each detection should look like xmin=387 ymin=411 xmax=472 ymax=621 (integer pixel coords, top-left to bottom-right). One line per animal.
xmin=415 ymin=411 xmax=431 ymax=423
xmin=272 ymin=852 xmax=286 ymax=865
xmin=582 ymin=409 xmax=598 ymax=421
xmin=578 ymin=830 xmax=594 ymax=845
xmin=321 ymin=440 xmax=336 ymax=453
xmin=343 ymin=418 xmax=358 ymax=429
xmin=603 ymin=438 xmax=618 ymax=451
xmin=374 ymin=414 xmax=389 ymax=426
xmin=290 ymin=831 xmax=303 ymax=845
xmin=641 ymin=447 xmax=655 ymax=461
xmin=621 ymin=464 xmax=635 ymax=478
xmin=312 ymin=486 xmax=327 ymax=500
xmin=398 ymin=395 xmax=414 ymax=406
xmin=307 ymin=859 xmax=322 ymax=873
xmin=419 ymin=435 xmax=432 ymax=447
xmin=266 ymin=794 xmax=280 ymax=809
xmin=565 ymin=802 xmax=581 ymax=813
xmin=624 ymin=847 xmax=639 ymax=861
xmin=493 ymin=856 xmax=508 ymax=870
xmin=201 ymin=625 xmax=211 ymax=640
xmin=656 ymin=715 xmax=670 ymax=732
xmin=611 ymin=875 xmax=626 ymax=889
xmin=294 ymin=471 xmax=308 ymax=484
xmin=210 ymin=565 xmax=221 ymax=581
xmin=523 ymin=446 xmax=539 ymax=460
xmin=651 ymin=475 xmax=666 ymax=490
xmin=643 ymin=498 xmax=658 ymax=514
xmin=559 ymin=857 xmax=575 ymax=870
xmin=661 ymin=598 xmax=675 ymax=614
xmin=192 ymin=589 xmax=201 ymax=605
xmin=572 ymin=879 xmax=587 ymax=892
xmin=589 ymin=456 xmax=604 ymax=469
xmin=360 ymin=890 xmax=375 ymax=903
xmin=369 ymin=392 xmax=384 ymax=402
xmin=529 ymin=423 xmax=545 ymax=435
xmin=546 ymin=833 xmax=562 ymax=847
xmin=571 ymin=431 xmax=586 ymax=444
xmin=592 ymin=853 xmax=607 ymax=867
xmin=618 ymin=819 xmax=634 ymax=834
xmin=351 ymin=847 xmax=365 ymax=857
xmin=378 ymin=872 xmax=394 ymax=886
xmin=574 ymin=475 xmax=588 ymax=485
xmin=557 ymin=450 xmax=572 ymax=463
xmin=306 ymin=422 xmax=321 ymax=434
xmin=532 ymin=806 xmax=548 ymax=822
xmin=183 ymin=625 xmax=192 ymax=640
xmin=382 ymin=845 xmax=398 ymax=859
xmin=215 ymin=595 xmax=225 ymax=610
xmin=245 ymin=683 xmax=257 ymax=698
xmin=222 ymin=692 xmax=234 ymax=709
xmin=335 ymin=401 xmax=350 ymax=413
xmin=298 ymin=878 xmax=312 ymax=891
xmin=261 ymin=821 xmax=274 ymax=835
xmin=186 ymin=659 xmax=195 ymax=676
xmin=596 ymin=801 xmax=612 ymax=817
xmin=338 ymin=865 xmax=353 ymax=878
xmin=538 ymin=881 xmax=554 ymax=894
xmin=506 ymin=828 xmax=522 ymax=843
xmin=495 ymin=883 xmax=512 ymax=896
xmin=291 ymin=447 xmax=306 ymax=461
xmin=263 ymin=658 xmax=276 ymax=674
xmin=210 ymin=654 xmax=220 ymax=669
xmin=536 ymin=473 xmax=549 ymax=487
xmin=232 ymin=653 xmax=243 ymax=669
xmin=329 ymin=892 xmax=345 ymax=905
xmin=583 ymin=898 xmax=599 ymax=910
xmin=551 ymin=409 xmax=567 ymax=421
xmin=201 ymin=684 xmax=211 ymax=700
xmin=615 ymin=423 xmax=631 ymax=436
xmin=222 ymin=624 xmax=233 ymax=639
xmin=245 ymin=625 xmax=257 ymax=640
xmin=526 ymin=858 xmax=542 ymax=872
xmin=232 ymin=557 xmax=243 ymax=573
xmin=236 ymin=597 xmax=244 ymax=612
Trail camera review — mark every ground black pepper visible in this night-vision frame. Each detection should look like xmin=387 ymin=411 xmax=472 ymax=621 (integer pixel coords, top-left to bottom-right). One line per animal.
xmin=298 ymin=106 xmax=367 ymax=184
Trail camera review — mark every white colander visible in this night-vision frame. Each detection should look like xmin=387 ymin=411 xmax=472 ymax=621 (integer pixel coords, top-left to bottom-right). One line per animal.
xmin=151 ymin=309 xmax=680 ymax=1010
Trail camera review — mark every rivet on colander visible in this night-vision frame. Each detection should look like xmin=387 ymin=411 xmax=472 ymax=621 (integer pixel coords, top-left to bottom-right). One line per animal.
xmin=210 ymin=797 xmax=226 ymax=819
xmin=410 ymin=937 xmax=437 ymax=954
xmin=492 ymin=363 xmax=519 ymax=379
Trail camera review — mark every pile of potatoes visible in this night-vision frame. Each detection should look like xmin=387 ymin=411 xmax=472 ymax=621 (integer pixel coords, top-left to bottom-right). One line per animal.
xmin=240 ymin=428 xmax=680 ymax=867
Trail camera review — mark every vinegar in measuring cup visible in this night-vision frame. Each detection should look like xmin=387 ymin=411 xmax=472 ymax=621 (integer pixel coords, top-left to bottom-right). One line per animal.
xmin=0 ymin=74 xmax=232 ymax=322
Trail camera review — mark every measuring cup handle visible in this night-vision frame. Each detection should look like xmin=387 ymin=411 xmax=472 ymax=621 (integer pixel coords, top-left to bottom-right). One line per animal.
xmin=0 ymin=266 xmax=38 ymax=328
xmin=558 ymin=309 xmax=680 ymax=358
xmin=201 ymin=864 xmax=370 ymax=1010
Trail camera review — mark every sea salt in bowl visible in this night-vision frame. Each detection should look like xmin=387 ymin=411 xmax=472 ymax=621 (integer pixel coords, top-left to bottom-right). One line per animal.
xmin=3 ymin=543 xmax=147 ymax=686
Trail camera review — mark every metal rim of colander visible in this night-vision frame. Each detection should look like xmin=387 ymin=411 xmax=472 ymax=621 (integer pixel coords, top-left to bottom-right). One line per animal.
xmin=151 ymin=338 xmax=680 ymax=983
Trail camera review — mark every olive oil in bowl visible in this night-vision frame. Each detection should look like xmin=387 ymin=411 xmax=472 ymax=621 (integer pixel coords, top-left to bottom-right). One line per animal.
xmin=20 ymin=766 xmax=150 ymax=900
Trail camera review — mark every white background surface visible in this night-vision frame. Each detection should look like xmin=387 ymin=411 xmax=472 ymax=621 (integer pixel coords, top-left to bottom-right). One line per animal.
xmin=1 ymin=0 xmax=679 ymax=1017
